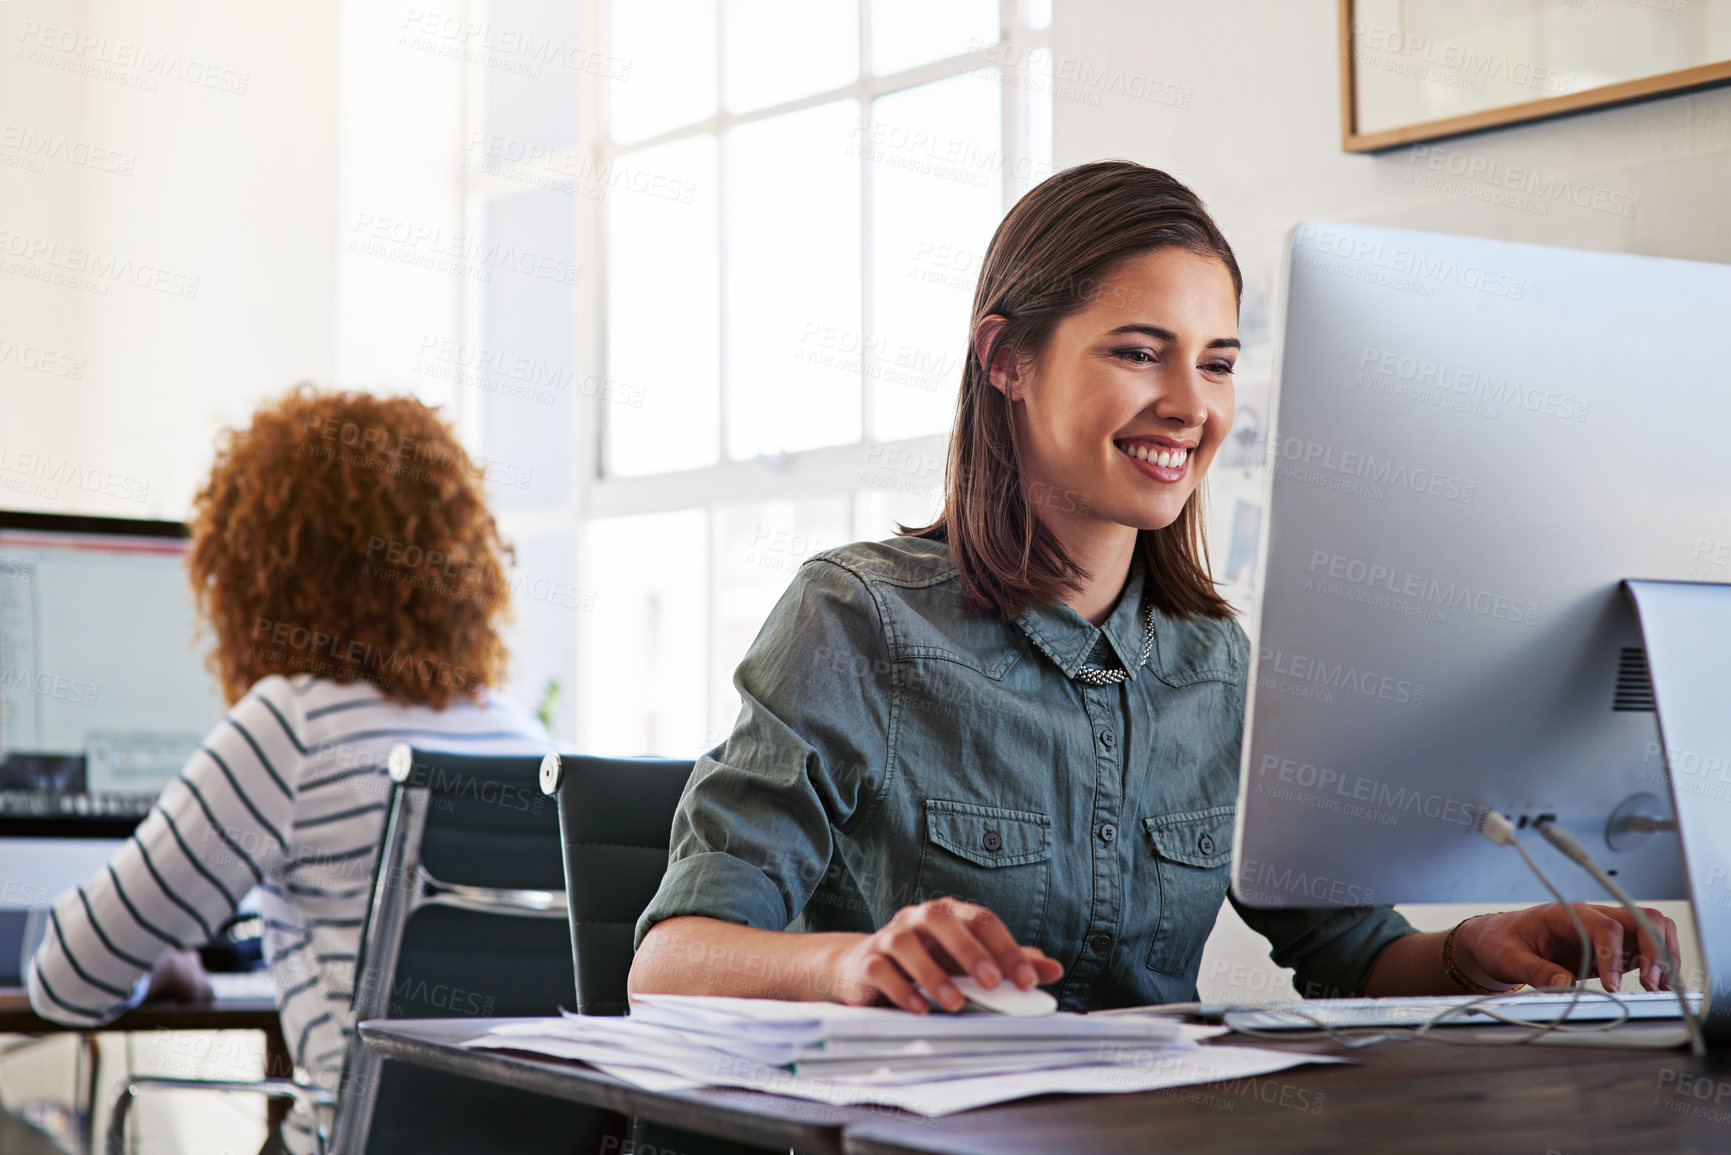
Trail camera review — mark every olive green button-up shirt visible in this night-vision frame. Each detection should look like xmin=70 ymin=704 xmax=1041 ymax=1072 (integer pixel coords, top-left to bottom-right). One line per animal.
xmin=636 ymin=535 xmax=1415 ymax=1010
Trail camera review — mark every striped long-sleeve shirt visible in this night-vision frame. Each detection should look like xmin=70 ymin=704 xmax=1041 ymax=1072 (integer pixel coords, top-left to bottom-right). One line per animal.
xmin=26 ymin=673 xmax=551 ymax=1116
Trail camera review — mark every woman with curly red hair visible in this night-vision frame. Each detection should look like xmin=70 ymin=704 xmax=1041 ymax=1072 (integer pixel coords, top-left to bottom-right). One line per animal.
xmin=26 ymin=387 xmax=549 ymax=1144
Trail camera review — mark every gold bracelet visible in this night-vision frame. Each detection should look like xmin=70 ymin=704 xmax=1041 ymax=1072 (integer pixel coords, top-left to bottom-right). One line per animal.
xmin=1442 ymin=916 xmax=1521 ymax=996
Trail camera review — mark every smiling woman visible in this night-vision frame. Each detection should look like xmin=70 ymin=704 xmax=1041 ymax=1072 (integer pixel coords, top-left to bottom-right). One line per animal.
xmin=626 ymin=161 xmax=1680 ymax=1016
xmin=906 ymin=162 xmax=1244 ymax=626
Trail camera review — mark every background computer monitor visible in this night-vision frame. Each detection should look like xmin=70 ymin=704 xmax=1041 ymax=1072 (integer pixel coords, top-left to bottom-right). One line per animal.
xmin=1233 ymin=222 xmax=1731 ymax=912
xmin=0 ymin=509 xmax=228 ymax=979
xmin=0 ymin=509 xmax=228 ymax=827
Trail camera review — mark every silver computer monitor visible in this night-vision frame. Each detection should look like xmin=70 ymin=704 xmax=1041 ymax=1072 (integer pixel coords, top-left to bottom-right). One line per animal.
xmin=0 ymin=510 xmax=229 ymax=980
xmin=1233 ymin=221 xmax=1731 ymax=914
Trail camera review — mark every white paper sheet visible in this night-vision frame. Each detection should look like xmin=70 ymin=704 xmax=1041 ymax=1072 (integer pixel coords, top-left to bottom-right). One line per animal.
xmin=488 ymin=1004 xmax=1190 ymax=1066
xmin=578 ymin=1038 xmax=1340 ymax=1116
xmin=791 ymin=1048 xmax=1183 ymax=1084
xmin=626 ymin=993 xmax=1185 ymax=1043
xmin=484 ymin=1015 xmax=800 ymax=1065
xmin=464 ymin=1017 xmax=1337 ymax=1116
xmin=858 ymin=1045 xmax=1344 ymax=1115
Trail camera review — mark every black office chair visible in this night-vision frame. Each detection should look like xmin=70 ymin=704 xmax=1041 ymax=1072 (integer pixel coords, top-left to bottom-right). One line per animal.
xmin=331 ymin=746 xmax=619 ymax=1155
xmin=110 ymin=746 xmax=617 ymax=1154
xmin=540 ymin=754 xmax=778 ymax=1155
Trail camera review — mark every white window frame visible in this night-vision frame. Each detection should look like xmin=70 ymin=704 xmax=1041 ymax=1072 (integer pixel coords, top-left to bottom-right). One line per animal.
xmin=539 ymin=0 xmax=1054 ymax=747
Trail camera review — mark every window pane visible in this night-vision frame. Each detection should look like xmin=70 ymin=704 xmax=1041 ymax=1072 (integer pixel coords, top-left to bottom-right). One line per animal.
xmin=1026 ymin=47 xmax=1054 ymax=192
xmin=606 ymin=135 xmax=720 ymax=477
xmin=610 ymin=0 xmax=716 ymax=142
xmin=479 ymin=189 xmax=576 ymax=509
xmin=724 ymin=0 xmax=858 ymax=113
xmin=496 ymin=530 xmax=578 ymax=745
xmin=870 ymin=0 xmax=998 ymax=76
xmin=725 ymin=100 xmax=862 ymax=458
xmin=867 ymin=75 xmax=1000 ymax=442
xmin=855 ymin=486 xmax=943 ymax=543
xmin=1026 ymin=0 xmax=1052 ymax=32
xmin=483 ymin=0 xmax=583 ymax=151
xmin=578 ymin=510 xmax=708 ymax=756
xmin=712 ymin=497 xmax=851 ymax=738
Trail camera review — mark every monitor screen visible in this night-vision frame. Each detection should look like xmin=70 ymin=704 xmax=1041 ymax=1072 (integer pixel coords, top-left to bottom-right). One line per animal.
xmin=1233 ymin=222 xmax=1725 ymax=910
xmin=0 ymin=510 xmax=227 ymax=837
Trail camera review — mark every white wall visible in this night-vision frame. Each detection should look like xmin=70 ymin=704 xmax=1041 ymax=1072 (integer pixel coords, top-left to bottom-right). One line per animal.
xmin=0 ymin=0 xmax=341 ymax=521
xmin=1051 ymin=0 xmax=1729 ymax=1001
xmin=331 ymin=0 xmax=466 ymax=408
xmin=1056 ymin=0 xmax=1730 ymax=272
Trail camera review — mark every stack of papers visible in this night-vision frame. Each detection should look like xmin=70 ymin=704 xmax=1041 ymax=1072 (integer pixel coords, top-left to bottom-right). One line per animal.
xmin=461 ymin=995 xmax=1339 ymax=1116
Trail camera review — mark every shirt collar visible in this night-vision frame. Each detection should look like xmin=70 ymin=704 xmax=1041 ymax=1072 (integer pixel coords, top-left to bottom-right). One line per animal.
xmin=1014 ymin=548 xmax=1151 ymax=682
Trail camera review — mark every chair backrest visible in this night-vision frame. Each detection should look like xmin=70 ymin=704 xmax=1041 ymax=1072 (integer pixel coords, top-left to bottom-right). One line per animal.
xmin=331 ymin=747 xmax=612 ymax=1155
xmin=538 ymin=754 xmax=693 ymax=1015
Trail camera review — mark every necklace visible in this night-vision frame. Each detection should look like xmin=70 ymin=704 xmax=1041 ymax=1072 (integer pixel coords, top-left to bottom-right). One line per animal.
xmin=1071 ymin=603 xmax=1157 ymax=686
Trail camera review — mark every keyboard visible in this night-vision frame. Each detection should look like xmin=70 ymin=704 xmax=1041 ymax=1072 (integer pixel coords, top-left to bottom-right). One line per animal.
xmin=1223 ymin=990 xmax=1700 ymax=1031
xmin=0 ymin=790 xmax=155 ymax=819
xmin=206 ymin=970 xmax=278 ymax=1002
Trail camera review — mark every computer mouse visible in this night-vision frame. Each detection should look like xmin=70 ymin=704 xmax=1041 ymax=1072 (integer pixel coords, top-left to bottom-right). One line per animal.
xmin=948 ymin=975 xmax=1057 ymax=1016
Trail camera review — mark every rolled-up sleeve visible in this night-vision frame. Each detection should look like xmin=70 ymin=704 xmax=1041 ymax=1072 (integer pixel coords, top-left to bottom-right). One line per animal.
xmin=634 ymin=558 xmax=891 ymax=950
xmin=1230 ymin=898 xmax=1417 ymax=999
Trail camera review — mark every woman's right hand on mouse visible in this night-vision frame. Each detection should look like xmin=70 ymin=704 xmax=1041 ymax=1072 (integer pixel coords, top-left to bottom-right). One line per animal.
xmin=824 ymin=897 xmax=1064 ymax=1013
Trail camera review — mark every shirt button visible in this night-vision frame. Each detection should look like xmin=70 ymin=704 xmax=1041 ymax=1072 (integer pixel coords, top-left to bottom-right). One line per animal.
xmin=1198 ymin=833 xmax=1216 ymax=855
xmin=982 ymin=830 xmax=1003 ymax=854
xmin=1099 ymin=823 xmax=1117 ymax=844
xmin=1099 ymin=729 xmax=1116 ymax=749
xmin=1090 ymin=933 xmax=1113 ymax=954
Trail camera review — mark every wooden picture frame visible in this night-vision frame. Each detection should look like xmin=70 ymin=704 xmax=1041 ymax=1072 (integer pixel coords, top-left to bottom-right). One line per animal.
xmin=1339 ymin=0 xmax=1731 ymax=153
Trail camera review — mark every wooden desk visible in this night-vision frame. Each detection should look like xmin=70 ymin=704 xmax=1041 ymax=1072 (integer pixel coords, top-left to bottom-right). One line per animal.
xmin=1 ymin=988 xmax=291 ymax=1155
xmin=0 ymin=989 xmax=283 ymax=1037
xmin=361 ymin=1018 xmax=1731 ymax=1155
xmin=0 ymin=988 xmax=288 ymax=1080
xmin=360 ymin=1017 xmax=878 ymax=1155
xmin=842 ymin=1033 xmax=1731 ymax=1155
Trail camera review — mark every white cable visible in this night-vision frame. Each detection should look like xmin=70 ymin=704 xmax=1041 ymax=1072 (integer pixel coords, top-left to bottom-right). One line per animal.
xmin=1428 ymin=808 xmax=1632 ymax=1046
xmin=1215 ymin=812 xmax=1633 ymax=1050
xmin=1534 ymin=817 xmax=1706 ymax=1057
xmin=1192 ymin=811 xmax=1691 ymax=1051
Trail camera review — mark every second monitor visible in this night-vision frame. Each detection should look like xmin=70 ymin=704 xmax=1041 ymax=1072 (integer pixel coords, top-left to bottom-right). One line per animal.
xmin=1234 ymin=221 xmax=1731 ymax=913
xmin=0 ymin=510 xmax=226 ymax=831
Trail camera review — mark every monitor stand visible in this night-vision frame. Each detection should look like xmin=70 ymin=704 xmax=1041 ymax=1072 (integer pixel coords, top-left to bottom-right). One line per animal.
xmin=1624 ymin=580 xmax=1731 ymax=1047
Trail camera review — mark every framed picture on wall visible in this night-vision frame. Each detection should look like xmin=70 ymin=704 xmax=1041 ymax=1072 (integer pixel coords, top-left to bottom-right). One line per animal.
xmin=1339 ymin=0 xmax=1731 ymax=152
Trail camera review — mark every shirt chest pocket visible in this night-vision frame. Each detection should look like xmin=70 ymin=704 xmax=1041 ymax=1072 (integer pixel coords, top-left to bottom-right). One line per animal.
xmin=1143 ymin=805 xmax=1234 ymax=977
xmin=914 ymin=800 xmax=1053 ymax=948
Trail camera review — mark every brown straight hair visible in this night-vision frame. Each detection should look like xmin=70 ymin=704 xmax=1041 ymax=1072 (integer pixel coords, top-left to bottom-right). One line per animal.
xmin=903 ymin=160 xmax=1242 ymax=623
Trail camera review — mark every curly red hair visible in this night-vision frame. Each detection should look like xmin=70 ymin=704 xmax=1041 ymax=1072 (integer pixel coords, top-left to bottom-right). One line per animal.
xmin=188 ymin=386 xmax=512 ymax=708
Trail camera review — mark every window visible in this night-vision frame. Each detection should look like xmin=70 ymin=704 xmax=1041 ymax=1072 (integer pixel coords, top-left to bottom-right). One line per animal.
xmin=571 ymin=0 xmax=1054 ymax=756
